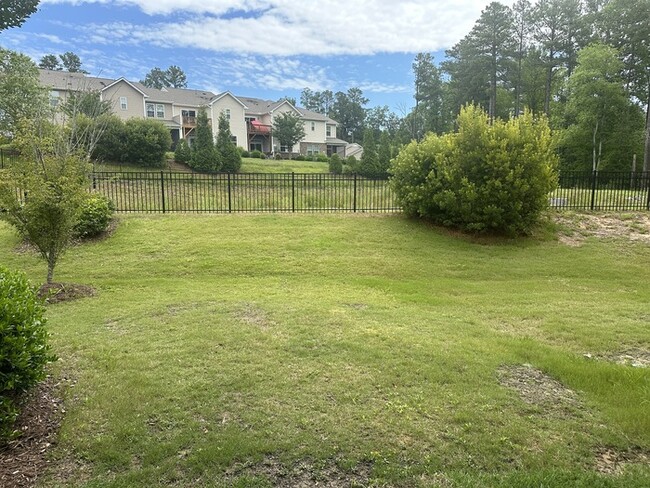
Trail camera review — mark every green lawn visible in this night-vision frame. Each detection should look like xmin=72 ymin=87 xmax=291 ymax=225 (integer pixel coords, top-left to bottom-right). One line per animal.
xmin=1 ymin=214 xmax=649 ymax=487
xmin=93 ymin=157 xmax=329 ymax=174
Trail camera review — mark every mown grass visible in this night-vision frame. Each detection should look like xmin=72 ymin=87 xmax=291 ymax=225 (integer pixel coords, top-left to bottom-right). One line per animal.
xmin=93 ymin=157 xmax=329 ymax=174
xmin=0 ymin=214 xmax=649 ymax=487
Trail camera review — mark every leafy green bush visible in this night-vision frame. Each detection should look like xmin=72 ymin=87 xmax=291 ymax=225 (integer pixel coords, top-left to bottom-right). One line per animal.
xmin=92 ymin=115 xmax=125 ymax=163
xmin=391 ymin=105 xmax=558 ymax=235
xmin=74 ymin=194 xmax=115 ymax=238
xmin=240 ymin=149 xmax=250 ymax=158
xmin=275 ymin=153 xmax=282 ymax=160
xmin=316 ymin=153 xmax=329 ymax=162
xmin=0 ymin=267 xmax=55 ymax=441
xmin=250 ymin=150 xmax=263 ymax=159
xmin=215 ymin=114 xmax=241 ymax=173
xmin=295 ymin=155 xmax=305 ymax=161
xmin=122 ymin=119 xmax=171 ymax=168
xmin=174 ymin=139 xmax=191 ymax=164
xmin=329 ymin=153 xmax=343 ymax=174
xmin=259 ymin=153 xmax=267 ymax=160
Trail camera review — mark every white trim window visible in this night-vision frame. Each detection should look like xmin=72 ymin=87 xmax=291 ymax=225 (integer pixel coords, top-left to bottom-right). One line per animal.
xmin=306 ymin=145 xmax=320 ymax=155
xmin=280 ymin=144 xmax=291 ymax=152
xmin=311 ymin=121 xmax=315 ymax=131
xmin=326 ymin=125 xmax=332 ymax=137
xmin=225 ymin=108 xmax=231 ymax=120
xmin=230 ymin=135 xmax=237 ymax=145
xmin=146 ymin=103 xmax=155 ymax=118
xmin=120 ymin=96 xmax=128 ymax=110
xmin=49 ymin=90 xmax=60 ymax=107
xmin=156 ymin=104 xmax=165 ymax=118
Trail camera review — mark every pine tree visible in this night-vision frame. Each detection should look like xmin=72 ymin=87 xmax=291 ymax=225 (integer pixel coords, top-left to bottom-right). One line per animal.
xmin=190 ymin=107 xmax=219 ymax=172
xmin=216 ymin=113 xmax=241 ymax=173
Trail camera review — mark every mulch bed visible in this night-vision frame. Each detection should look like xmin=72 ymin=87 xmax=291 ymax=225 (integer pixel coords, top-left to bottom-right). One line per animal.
xmin=38 ymin=283 xmax=96 ymax=304
xmin=0 ymin=377 xmax=64 ymax=488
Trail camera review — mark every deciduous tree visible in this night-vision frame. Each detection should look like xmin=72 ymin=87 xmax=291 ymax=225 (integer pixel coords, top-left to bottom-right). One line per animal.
xmin=272 ymin=112 xmax=305 ymax=160
xmin=0 ymin=0 xmax=39 ymax=31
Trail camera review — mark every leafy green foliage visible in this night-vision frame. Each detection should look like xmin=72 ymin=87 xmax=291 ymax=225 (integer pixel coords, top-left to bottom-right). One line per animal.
xmin=141 ymin=65 xmax=187 ymax=89
xmin=174 ymin=139 xmax=191 ymax=164
xmin=91 ymin=115 xmax=126 ymax=163
xmin=122 ymin=119 xmax=171 ymax=168
xmin=215 ymin=113 xmax=241 ymax=173
xmin=391 ymin=105 xmax=558 ymax=235
xmin=73 ymin=194 xmax=115 ymax=239
xmin=250 ymin=150 xmax=263 ymax=159
xmin=328 ymin=153 xmax=343 ymax=174
xmin=189 ymin=107 xmax=219 ymax=172
xmin=271 ymin=112 xmax=305 ymax=159
xmin=315 ymin=153 xmax=328 ymax=163
xmin=0 ymin=48 xmax=48 ymax=134
xmin=0 ymin=266 xmax=54 ymax=441
xmin=0 ymin=0 xmax=39 ymax=31
xmin=357 ymin=129 xmax=387 ymax=178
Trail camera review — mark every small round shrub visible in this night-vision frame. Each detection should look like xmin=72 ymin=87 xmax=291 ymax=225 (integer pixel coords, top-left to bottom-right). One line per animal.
xmin=295 ymin=155 xmax=305 ymax=161
xmin=329 ymin=154 xmax=343 ymax=174
xmin=275 ymin=153 xmax=282 ymax=160
xmin=250 ymin=150 xmax=263 ymax=159
xmin=241 ymin=150 xmax=250 ymax=158
xmin=74 ymin=194 xmax=115 ymax=238
xmin=316 ymin=153 xmax=329 ymax=163
xmin=0 ymin=267 xmax=55 ymax=441
xmin=260 ymin=153 xmax=267 ymax=160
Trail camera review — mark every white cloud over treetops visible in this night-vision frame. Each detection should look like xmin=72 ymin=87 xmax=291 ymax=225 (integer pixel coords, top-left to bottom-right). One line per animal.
xmin=43 ymin=0 xmax=516 ymax=56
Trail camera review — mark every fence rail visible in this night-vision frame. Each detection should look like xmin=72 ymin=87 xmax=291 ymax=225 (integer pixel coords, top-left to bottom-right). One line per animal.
xmin=553 ymin=171 xmax=650 ymax=211
xmin=91 ymin=172 xmax=399 ymax=213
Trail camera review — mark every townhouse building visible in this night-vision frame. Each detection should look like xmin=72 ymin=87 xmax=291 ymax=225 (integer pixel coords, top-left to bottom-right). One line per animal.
xmin=39 ymin=69 xmax=351 ymax=158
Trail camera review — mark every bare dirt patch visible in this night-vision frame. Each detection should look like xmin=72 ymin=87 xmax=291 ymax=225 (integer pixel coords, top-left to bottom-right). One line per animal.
xmin=555 ymin=212 xmax=650 ymax=247
xmin=595 ymin=447 xmax=650 ymax=475
xmin=0 ymin=377 xmax=64 ymax=488
xmin=227 ymin=456 xmax=373 ymax=487
xmin=38 ymin=282 xmax=96 ymax=304
xmin=232 ymin=302 xmax=273 ymax=330
xmin=497 ymin=364 xmax=583 ymax=415
xmin=584 ymin=348 xmax=650 ymax=368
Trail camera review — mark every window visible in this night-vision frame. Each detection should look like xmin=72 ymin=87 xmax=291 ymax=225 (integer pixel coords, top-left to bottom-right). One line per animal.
xmin=146 ymin=103 xmax=155 ymax=118
xmin=49 ymin=90 xmax=60 ymax=107
xmin=225 ymin=108 xmax=231 ymax=120
xmin=311 ymin=121 xmax=315 ymax=131
xmin=156 ymin=104 xmax=165 ymax=118
xmin=280 ymin=145 xmax=290 ymax=152
xmin=120 ymin=97 xmax=128 ymax=110
xmin=306 ymin=145 xmax=320 ymax=155
xmin=230 ymin=136 xmax=237 ymax=146
xmin=326 ymin=125 xmax=332 ymax=137
xmin=245 ymin=117 xmax=256 ymax=123
xmin=250 ymin=142 xmax=263 ymax=152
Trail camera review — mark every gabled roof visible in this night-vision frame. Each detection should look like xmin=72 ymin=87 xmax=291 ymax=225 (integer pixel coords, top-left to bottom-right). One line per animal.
xmin=297 ymin=107 xmax=338 ymax=124
xmin=210 ymin=91 xmax=248 ymax=109
xmin=135 ymin=83 xmax=217 ymax=106
xmin=102 ymin=78 xmax=148 ymax=97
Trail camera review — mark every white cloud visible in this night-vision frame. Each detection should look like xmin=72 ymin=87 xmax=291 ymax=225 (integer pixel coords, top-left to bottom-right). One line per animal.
xmin=356 ymin=81 xmax=411 ymax=94
xmin=48 ymin=0 xmax=516 ymax=56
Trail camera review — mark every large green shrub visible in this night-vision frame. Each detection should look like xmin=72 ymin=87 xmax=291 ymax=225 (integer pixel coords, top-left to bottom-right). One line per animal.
xmin=391 ymin=105 xmax=558 ymax=235
xmin=91 ymin=115 xmax=126 ymax=163
xmin=122 ymin=119 xmax=171 ymax=168
xmin=73 ymin=194 xmax=115 ymax=238
xmin=216 ymin=114 xmax=242 ymax=173
xmin=250 ymin=150 xmax=263 ymax=159
xmin=316 ymin=153 xmax=329 ymax=163
xmin=0 ymin=267 xmax=55 ymax=440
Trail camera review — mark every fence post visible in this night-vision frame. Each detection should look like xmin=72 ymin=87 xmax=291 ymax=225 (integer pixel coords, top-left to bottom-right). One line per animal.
xmin=353 ymin=173 xmax=357 ymax=212
xmin=0 ymin=149 xmax=3 ymax=169
xmin=160 ymin=171 xmax=166 ymax=213
xmin=227 ymin=173 xmax=232 ymax=213
xmin=646 ymin=171 xmax=650 ymax=210
xmin=590 ymin=170 xmax=597 ymax=211
xmin=291 ymin=172 xmax=295 ymax=212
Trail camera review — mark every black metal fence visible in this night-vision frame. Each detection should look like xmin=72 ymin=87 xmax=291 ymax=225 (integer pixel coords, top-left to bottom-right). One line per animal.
xmin=553 ymin=171 xmax=650 ymax=211
xmin=91 ymin=172 xmax=399 ymax=213
xmin=0 ymin=148 xmax=19 ymax=169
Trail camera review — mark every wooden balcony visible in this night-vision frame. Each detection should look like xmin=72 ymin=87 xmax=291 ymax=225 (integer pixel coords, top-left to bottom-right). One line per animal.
xmin=179 ymin=115 xmax=211 ymax=127
xmin=247 ymin=121 xmax=272 ymax=135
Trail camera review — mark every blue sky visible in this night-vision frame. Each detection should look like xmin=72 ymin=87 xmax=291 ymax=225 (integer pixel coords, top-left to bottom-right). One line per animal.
xmin=0 ymin=0 xmax=512 ymax=112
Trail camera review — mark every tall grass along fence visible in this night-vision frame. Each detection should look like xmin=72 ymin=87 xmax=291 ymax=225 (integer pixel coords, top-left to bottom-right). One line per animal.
xmin=552 ymin=170 xmax=650 ymax=211
xmin=91 ymin=172 xmax=399 ymax=213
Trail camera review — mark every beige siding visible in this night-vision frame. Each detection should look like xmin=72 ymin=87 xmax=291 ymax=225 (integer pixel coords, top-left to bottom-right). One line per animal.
xmin=211 ymin=95 xmax=246 ymax=148
xmin=102 ymin=81 xmax=145 ymax=120
xmin=302 ymin=119 xmax=327 ymax=144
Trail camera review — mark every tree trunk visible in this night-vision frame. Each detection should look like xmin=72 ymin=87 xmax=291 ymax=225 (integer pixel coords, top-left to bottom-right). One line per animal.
xmin=592 ymin=120 xmax=599 ymax=172
xmin=643 ymin=83 xmax=650 ymax=172
xmin=47 ymin=255 xmax=55 ymax=284
xmin=544 ymin=64 xmax=552 ymax=116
